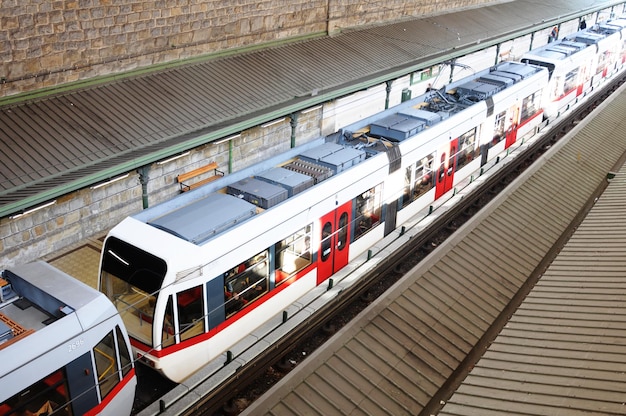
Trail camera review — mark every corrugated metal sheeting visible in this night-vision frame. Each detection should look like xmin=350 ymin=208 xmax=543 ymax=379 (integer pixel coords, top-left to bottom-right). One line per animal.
xmin=0 ymin=0 xmax=616 ymax=217
xmin=439 ymin=137 xmax=626 ymax=412
xmin=243 ymin=79 xmax=626 ymax=414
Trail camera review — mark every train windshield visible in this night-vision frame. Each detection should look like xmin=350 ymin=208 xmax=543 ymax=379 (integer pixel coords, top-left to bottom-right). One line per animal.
xmin=100 ymin=236 xmax=167 ymax=347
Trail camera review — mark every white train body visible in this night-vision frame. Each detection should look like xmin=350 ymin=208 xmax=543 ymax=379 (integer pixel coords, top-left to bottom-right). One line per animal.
xmin=0 ymin=262 xmax=136 ymax=416
xmin=98 ymin=61 xmax=551 ymax=383
xmin=96 ymin=16 xmax=626 ymax=386
xmin=522 ymin=19 xmax=626 ymax=119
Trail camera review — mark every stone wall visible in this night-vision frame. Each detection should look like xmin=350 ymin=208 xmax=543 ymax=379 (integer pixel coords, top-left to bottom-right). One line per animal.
xmin=0 ymin=0 xmax=496 ymax=97
xmin=0 ymin=109 xmax=324 ymax=269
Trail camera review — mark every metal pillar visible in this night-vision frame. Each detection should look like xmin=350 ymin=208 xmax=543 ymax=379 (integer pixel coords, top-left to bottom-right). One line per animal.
xmin=290 ymin=113 xmax=298 ymax=148
xmin=138 ymin=166 xmax=150 ymax=209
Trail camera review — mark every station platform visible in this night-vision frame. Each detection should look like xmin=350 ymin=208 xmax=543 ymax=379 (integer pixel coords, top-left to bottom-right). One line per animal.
xmin=40 ymin=234 xmax=105 ymax=289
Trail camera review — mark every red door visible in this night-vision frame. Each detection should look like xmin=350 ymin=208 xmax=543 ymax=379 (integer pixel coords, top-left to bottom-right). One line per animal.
xmin=317 ymin=201 xmax=352 ymax=284
xmin=435 ymin=139 xmax=458 ymax=199
xmin=505 ymin=124 xmax=518 ymax=148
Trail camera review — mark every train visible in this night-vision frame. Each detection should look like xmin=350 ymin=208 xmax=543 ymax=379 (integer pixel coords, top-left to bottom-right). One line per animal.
xmin=96 ymin=17 xmax=626 ymax=384
xmin=0 ymin=261 xmax=136 ymax=416
xmin=521 ymin=18 xmax=626 ymax=118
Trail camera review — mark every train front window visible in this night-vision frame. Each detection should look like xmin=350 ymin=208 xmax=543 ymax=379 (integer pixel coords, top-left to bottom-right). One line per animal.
xmin=100 ymin=236 xmax=167 ymax=347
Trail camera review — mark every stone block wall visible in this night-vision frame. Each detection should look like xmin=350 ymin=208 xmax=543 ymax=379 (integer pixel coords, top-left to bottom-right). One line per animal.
xmin=0 ymin=109 xmax=321 ymax=268
xmin=0 ymin=0 xmax=495 ymax=97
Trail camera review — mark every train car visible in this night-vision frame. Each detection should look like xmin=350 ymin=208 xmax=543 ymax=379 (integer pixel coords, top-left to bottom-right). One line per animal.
xmin=97 ymin=61 xmax=548 ymax=383
xmin=592 ymin=18 xmax=626 ymax=67
xmin=521 ymin=20 xmax=623 ymax=119
xmin=340 ymin=61 xmax=549 ymax=228
xmin=0 ymin=262 xmax=136 ymax=416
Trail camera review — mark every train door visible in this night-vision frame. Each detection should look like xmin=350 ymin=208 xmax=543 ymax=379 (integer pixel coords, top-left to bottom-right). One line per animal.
xmin=317 ymin=201 xmax=352 ymax=284
xmin=435 ymin=138 xmax=459 ymax=199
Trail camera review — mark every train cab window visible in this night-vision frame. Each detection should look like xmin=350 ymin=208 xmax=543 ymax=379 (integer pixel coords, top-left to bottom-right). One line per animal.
xmin=224 ymin=250 xmax=269 ymax=318
xmin=492 ymin=110 xmax=506 ymax=146
xmin=456 ymin=128 xmax=477 ymax=171
xmin=116 ymin=325 xmax=132 ymax=378
xmin=95 ymin=330 xmax=123 ymax=399
xmin=177 ymin=285 xmax=206 ymax=342
xmin=2 ymin=369 xmax=70 ymax=416
xmin=354 ymin=184 xmax=383 ymax=240
xmin=275 ymin=224 xmax=313 ymax=284
xmin=100 ymin=236 xmax=167 ymax=348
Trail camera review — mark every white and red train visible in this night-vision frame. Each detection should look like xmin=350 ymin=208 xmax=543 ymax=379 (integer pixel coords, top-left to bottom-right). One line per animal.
xmin=97 ymin=19 xmax=626 ymax=384
xmin=0 ymin=262 xmax=136 ymax=416
xmin=521 ymin=18 xmax=626 ymax=118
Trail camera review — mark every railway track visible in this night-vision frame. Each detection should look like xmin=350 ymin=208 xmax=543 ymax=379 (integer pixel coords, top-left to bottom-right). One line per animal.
xmin=136 ymin=73 xmax=626 ymax=416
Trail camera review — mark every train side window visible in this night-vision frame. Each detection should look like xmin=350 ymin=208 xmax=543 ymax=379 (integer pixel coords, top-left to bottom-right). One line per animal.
xmin=492 ymin=110 xmax=506 ymax=146
xmin=520 ymin=90 xmax=542 ymax=123
xmin=116 ymin=325 xmax=132 ymax=377
xmin=2 ymin=369 xmax=70 ymax=416
xmin=177 ymin=285 xmax=206 ymax=342
xmin=161 ymin=296 xmax=175 ymax=347
xmin=596 ymin=51 xmax=611 ymax=75
xmin=563 ymin=68 xmax=578 ymax=94
xmin=456 ymin=128 xmax=477 ymax=171
xmin=400 ymin=165 xmax=413 ymax=209
xmin=412 ymin=154 xmax=434 ymax=202
xmin=354 ymin=184 xmax=383 ymax=240
xmin=224 ymin=250 xmax=269 ymax=318
xmin=275 ymin=224 xmax=313 ymax=284
xmin=94 ymin=330 xmax=121 ymax=399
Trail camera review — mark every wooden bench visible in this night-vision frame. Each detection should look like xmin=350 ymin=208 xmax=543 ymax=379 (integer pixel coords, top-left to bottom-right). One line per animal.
xmin=177 ymin=162 xmax=223 ymax=192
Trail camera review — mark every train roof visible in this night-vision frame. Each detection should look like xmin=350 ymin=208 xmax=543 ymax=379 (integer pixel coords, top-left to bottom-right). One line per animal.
xmin=604 ymin=18 xmax=626 ymax=29
xmin=140 ymin=139 xmax=369 ymax=245
xmin=523 ymin=41 xmax=587 ymax=60
xmin=0 ymin=262 xmax=115 ymax=366
xmin=126 ymin=61 xmax=545 ymax=247
xmin=522 ymin=21 xmax=624 ymax=63
xmin=341 ymin=61 xmax=544 ymax=142
xmin=567 ymin=31 xmax=607 ymax=45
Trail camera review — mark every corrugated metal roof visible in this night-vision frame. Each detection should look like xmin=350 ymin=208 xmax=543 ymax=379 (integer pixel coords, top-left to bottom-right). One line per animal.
xmin=243 ymin=79 xmax=626 ymax=415
xmin=439 ymin=99 xmax=626 ymax=416
xmin=0 ymin=0 xmax=618 ymax=217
